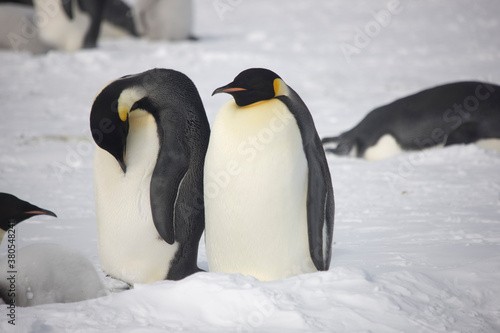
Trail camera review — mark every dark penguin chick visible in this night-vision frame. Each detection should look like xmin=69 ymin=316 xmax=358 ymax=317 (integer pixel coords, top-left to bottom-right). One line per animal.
xmin=90 ymin=68 xmax=210 ymax=284
xmin=0 ymin=193 xmax=56 ymax=244
xmin=322 ymin=81 xmax=500 ymax=161
xmin=205 ymin=68 xmax=334 ymax=281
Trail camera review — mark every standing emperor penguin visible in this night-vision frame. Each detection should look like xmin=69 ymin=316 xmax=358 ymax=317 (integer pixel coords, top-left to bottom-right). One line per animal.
xmin=205 ymin=68 xmax=334 ymax=281
xmin=90 ymin=68 xmax=210 ymax=284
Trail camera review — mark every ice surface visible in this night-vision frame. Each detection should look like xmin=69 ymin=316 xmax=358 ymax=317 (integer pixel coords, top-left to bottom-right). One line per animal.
xmin=1 ymin=0 xmax=499 ymax=331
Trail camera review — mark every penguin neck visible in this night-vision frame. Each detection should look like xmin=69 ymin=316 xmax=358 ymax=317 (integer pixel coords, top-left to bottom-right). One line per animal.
xmin=94 ymin=110 xmax=175 ymax=284
xmin=125 ymin=110 xmax=161 ymax=177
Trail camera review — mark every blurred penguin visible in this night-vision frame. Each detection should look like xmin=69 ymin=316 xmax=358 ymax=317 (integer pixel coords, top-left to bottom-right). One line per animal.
xmin=100 ymin=0 xmax=139 ymax=38
xmin=0 ymin=0 xmax=106 ymax=52
xmin=33 ymin=0 xmax=106 ymax=51
xmin=0 ymin=2 xmax=51 ymax=53
xmin=133 ymin=0 xmax=195 ymax=41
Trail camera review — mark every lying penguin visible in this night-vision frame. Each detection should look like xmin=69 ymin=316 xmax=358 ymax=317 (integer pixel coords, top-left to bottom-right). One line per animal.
xmin=322 ymin=81 xmax=500 ymax=161
xmin=0 ymin=193 xmax=107 ymax=307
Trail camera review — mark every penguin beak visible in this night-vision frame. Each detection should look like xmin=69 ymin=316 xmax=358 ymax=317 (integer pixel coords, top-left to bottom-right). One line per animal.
xmin=25 ymin=209 xmax=57 ymax=218
xmin=212 ymin=85 xmax=247 ymax=96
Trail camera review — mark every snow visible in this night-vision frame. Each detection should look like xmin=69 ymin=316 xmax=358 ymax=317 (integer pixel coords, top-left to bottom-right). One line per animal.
xmin=1 ymin=0 xmax=500 ymax=331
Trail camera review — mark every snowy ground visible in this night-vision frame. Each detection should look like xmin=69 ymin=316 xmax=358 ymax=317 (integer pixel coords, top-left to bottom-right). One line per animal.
xmin=1 ymin=0 xmax=500 ymax=331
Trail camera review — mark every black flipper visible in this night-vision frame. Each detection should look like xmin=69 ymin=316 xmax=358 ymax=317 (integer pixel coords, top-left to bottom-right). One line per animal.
xmin=277 ymin=88 xmax=335 ymax=271
xmin=149 ymin=114 xmax=189 ymax=245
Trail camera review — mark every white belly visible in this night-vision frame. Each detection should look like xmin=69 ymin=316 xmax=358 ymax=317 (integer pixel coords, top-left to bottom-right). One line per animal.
xmin=34 ymin=0 xmax=90 ymax=52
xmin=204 ymin=99 xmax=315 ymax=281
xmin=94 ymin=112 xmax=178 ymax=284
xmin=476 ymin=138 xmax=500 ymax=153
xmin=363 ymin=134 xmax=404 ymax=161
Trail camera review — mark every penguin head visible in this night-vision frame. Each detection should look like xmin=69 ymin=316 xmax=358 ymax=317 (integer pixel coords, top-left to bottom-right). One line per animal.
xmin=90 ymin=74 xmax=151 ymax=173
xmin=212 ymin=68 xmax=289 ymax=107
xmin=0 ymin=193 xmax=57 ymax=233
xmin=91 ymin=68 xmax=209 ymax=175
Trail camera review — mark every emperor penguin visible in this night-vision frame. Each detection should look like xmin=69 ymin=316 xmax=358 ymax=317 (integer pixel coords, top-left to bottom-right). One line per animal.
xmin=90 ymin=68 xmax=210 ymax=284
xmin=0 ymin=0 xmax=106 ymax=52
xmin=100 ymin=0 xmax=139 ymax=38
xmin=32 ymin=0 xmax=105 ymax=52
xmin=322 ymin=81 xmax=500 ymax=161
xmin=0 ymin=192 xmax=56 ymax=244
xmin=205 ymin=68 xmax=334 ymax=281
xmin=133 ymin=0 xmax=194 ymax=41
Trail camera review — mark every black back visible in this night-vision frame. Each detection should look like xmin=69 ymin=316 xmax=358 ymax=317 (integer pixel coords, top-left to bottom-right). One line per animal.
xmin=277 ymin=88 xmax=335 ymax=271
xmin=324 ymin=81 xmax=500 ymax=157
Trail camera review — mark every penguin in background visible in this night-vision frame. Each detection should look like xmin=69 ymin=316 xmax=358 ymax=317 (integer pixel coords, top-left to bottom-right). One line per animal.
xmin=90 ymin=68 xmax=210 ymax=284
xmin=322 ymin=81 xmax=500 ymax=161
xmin=99 ymin=0 xmax=139 ymax=38
xmin=0 ymin=192 xmax=56 ymax=244
xmin=34 ymin=0 xmax=106 ymax=51
xmin=0 ymin=0 xmax=106 ymax=52
xmin=205 ymin=68 xmax=334 ymax=281
xmin=133 ymin=0 xmax=195 ymax=41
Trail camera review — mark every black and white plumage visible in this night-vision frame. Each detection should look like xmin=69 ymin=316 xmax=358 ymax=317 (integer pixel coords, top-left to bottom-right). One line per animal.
xmin=0 ymin=0 xmax=106 ymax=52
xmin=322 ymin=81 xmax=500 ymax=160
xmin=90 ymin=68 xmax=210 ymax=284
xmin=205 ymin=68 xmax=334 ymax=281
xmin=0 ymin=192 xmax=56 ymax=244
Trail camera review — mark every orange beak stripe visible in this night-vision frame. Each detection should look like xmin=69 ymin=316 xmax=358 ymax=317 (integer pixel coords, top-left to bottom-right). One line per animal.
xmin=222 ymin=87 xmax=247 ymax=93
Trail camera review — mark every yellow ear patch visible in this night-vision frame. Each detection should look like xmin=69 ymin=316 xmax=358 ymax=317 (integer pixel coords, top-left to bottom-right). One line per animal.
xmin=273 ymin=78 xmax=289 ymax=97
xmin=117 ymin=87 xmax=147 ymax=122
